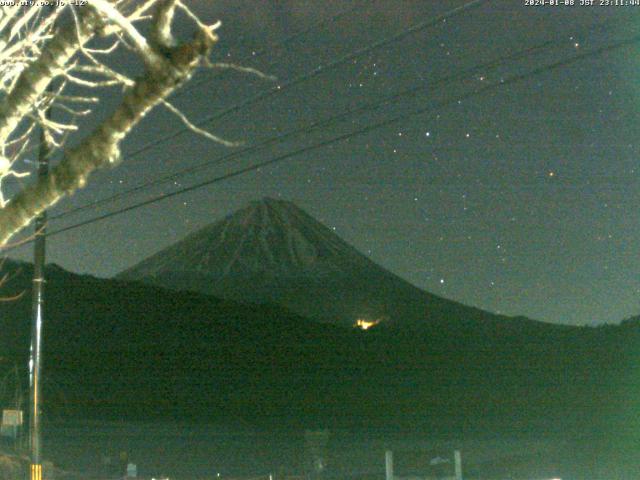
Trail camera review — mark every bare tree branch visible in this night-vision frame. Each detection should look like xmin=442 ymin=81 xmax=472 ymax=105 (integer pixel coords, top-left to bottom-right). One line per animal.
xmin=161 ymin=99 xmax=239 ymax=147
xmin=0 ymin=1 xmax=231 ymax=246
xmin=0 ymin=8 xmax=96 ymax=147
xmin=152 ymin=0 xmax=178 ymax=49
xmin=88 ymin=0 xmax=165 ymax=69
xmin=0 ymin=24 xmax=218 ymax=244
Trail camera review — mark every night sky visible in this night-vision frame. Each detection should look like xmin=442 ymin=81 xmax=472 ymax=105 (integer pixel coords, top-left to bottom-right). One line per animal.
xmin=6 ymin=0 xmax=640 ymax=326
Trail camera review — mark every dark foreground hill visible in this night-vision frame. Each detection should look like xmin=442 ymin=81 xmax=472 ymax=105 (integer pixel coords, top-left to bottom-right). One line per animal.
xmin=1 ymin=259 xmax=639 ymax=443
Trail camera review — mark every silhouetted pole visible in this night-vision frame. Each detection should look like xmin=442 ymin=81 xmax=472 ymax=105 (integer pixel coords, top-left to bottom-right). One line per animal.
xmin=454 ymin=450 xmax=462 ymax=480
xmin=385 ymin=450 xmax=393 ymax=480
xmin=28 ymin=96 xmax=51 ymax=480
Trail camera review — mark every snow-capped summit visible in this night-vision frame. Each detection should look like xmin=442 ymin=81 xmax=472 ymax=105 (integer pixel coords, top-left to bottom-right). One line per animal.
xmin=121 ymin=197 xmax=372 ymax=279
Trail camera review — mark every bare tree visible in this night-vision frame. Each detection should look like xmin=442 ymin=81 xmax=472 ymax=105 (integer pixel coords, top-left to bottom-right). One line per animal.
xmin=0 ymin=0 xmax=227 ymax=246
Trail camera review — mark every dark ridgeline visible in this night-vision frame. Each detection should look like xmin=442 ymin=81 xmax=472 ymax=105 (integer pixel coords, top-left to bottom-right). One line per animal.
xmin=0 ymin=198 xmax=638 ymax=474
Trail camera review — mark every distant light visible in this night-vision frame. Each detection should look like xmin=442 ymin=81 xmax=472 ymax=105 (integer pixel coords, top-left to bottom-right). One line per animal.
xmin=355 ymin=319 xmax=381 ymax=330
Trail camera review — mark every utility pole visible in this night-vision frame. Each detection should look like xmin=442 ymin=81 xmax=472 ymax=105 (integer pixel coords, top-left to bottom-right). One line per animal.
xmin=28 ymin=87 xmax=51 ymax=480
xmin=454 ymin=450 xmax=463 ymax=480
xmin=28 ymin=11 xmax=56 ymax=480
xmin=385 ymin=450 xmax=393 ymax=480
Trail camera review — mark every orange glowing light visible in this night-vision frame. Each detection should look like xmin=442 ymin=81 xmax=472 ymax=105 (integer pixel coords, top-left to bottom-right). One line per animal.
xmin=355 ymin=319 xmax=381 ymax=330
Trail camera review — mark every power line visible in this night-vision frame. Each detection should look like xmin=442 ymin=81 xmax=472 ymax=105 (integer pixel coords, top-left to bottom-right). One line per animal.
xmin=51 ymin=13 xmax=627 ymax=222
xmin=51 ymin=0 xmax=498 ymax=221
xmin=115 ymin=0 xmax=487 ymax=163
xmin=50 ymin=37 xmax=558 ymax=221
xmin=28 ymin=32 xmax=640 ymax=245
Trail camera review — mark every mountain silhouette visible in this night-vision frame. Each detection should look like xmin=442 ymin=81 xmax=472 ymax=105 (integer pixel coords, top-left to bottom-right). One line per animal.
xmin=119 ymin=197 xmax=532 ymax=329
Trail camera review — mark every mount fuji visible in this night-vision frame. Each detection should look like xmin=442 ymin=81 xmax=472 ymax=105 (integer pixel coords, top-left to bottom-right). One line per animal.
xmin=118 ymin=197 xmax=533 ymax=329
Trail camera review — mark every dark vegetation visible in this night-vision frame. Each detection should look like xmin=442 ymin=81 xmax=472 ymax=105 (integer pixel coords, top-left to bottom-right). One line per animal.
xmin=0 ymin=259 xmax=638 ymax=442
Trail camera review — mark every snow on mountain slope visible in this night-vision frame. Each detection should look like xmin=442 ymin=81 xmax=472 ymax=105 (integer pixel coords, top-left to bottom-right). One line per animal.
xmin=121 ymin=197 xmax=372 ymax=279
xmin=118 ymin=198 xmax=523 ymax=328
